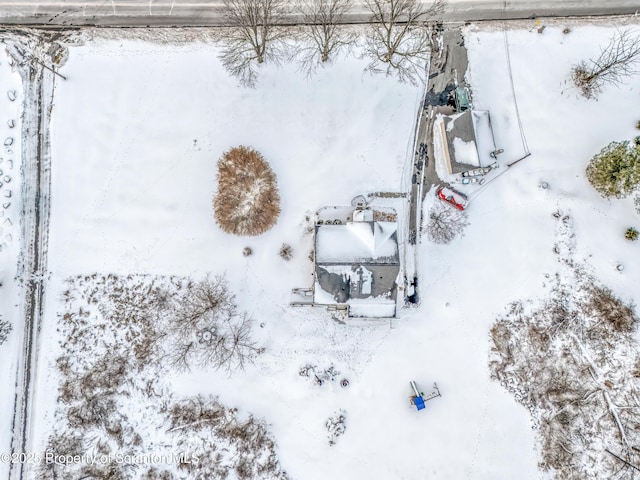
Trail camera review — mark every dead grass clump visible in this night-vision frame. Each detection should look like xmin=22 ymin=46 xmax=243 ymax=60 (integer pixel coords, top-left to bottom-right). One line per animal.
xmin=167 ymin=395 xmax=226 ymax=430
xmin=373 ymin=209 xmax=397 ymax=222
xmin=141 ymin=468 xmax=177 ymax=480
xmin=585 ymin=285 xmax=637 ymax=333
xmin=38 ymin=433 xmax=86 ymax=480
xmin=214 ymin=146 xmax=281 ymax=236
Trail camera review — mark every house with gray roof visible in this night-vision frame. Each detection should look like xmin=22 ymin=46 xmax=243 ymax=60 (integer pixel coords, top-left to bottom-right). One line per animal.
xmin=291 ymin=203 xmax=400 ymax=318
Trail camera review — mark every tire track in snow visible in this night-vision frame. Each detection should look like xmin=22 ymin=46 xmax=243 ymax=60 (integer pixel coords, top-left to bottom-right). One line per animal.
xmin=5 ymin=34 xmax=55 ymax=480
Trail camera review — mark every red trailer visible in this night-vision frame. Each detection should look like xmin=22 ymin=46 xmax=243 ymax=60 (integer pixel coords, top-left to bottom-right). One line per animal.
xmin=436 ymin=185 xmax=469 ymax=211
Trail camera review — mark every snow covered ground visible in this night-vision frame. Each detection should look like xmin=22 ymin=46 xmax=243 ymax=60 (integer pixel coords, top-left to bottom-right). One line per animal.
xmin=0 ymin=46 xmax=24 ymax=480
xmin=4 ymin=16 xmax=640 ymax=480
xmin=32 ymin=36 xmax=423 ymax=479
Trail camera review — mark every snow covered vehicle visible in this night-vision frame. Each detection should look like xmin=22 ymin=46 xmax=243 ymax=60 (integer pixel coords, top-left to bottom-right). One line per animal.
xmin=452 ymin=176 xmax=484 ymax=185
xmin=436 ymin=185 xmax=468 ymax=210
xmin=450 ymin=162 xmax=497 ymax=184
xmin=461 ymin=163 xmax=496 ymax=177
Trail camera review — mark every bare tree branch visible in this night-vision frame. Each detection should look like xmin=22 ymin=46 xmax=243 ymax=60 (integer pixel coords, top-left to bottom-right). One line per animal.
xmin=219 ymin=0 xmax=289 ymax=87
xmin=572 ymin=29 xmax=640 ymax=99
xmin=295 ymin=0 xmax=355 ymax=76
xmin=425 ymin=200 xmax=468 ymax=244
xmin=363 ymin=0 xmax=445 ymax=85
xmin=165 ymin=276 xmax=263 ymax=374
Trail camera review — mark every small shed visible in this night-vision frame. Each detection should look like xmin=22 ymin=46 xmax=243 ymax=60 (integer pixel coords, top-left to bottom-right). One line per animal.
xmin=433 ymin=110 xmax=497 ymax=175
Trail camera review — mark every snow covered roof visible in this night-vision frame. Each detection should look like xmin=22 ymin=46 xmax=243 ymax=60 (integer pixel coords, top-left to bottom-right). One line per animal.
xmin=435 ymin=110 xmax=497 ymax=174
xmin=312 ymin=216 xmax=400 ymax=316
xmin=313 ymin=263 xmax=399 ymax=317
xmin=471 ymin=110 xmax=497 ymax=166
xmin=348 ymin=302 xmax=396 ymax=318
xmin=315 ymin=221 xmax=399 ymax=265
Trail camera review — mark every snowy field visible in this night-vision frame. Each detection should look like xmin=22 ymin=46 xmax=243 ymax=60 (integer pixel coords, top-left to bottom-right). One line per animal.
xmin=2 ymin=16 xmax=639 ymax=480
xmin=33 ymin=36 xmax=424 ymax=479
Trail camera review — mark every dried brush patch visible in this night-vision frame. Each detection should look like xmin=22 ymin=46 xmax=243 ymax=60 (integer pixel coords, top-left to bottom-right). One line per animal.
xmin=42 ymin=274 xmax=285 ymax=480
xmin=214 ymin=146 xmax=281 ymax=236
xmin=489 ymin=268 xmax=640 ymax=479
xmin=0 ymin=317 xmax=11 ymax=345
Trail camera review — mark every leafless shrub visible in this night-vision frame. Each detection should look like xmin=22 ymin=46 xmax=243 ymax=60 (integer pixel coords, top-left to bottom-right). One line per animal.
xmin=67 ymin=393 xmax=117 ymax=430
xmin=167 ymin=395 xmax=228 ymax=431
xmin=425 ymin=201 xmax=469 ymax=244
xmin=571 ymin=29 xmax=640 ymax=99
xmin=0 ymin=317 xmax=11 ymax=345
xmin=141 ymin=468 xmax=177 ymax=480
xmin=363 ymin=0 xmax=446 ymax=85
xmin=219 ymin=0 xmax=289 ymax=87
xmin=326 ymin=410 xmax=347 ymax=445
xmin=78 ymin=354 xmax=129 ymax=397
xmin=279 ymin=243 xmax=293 ymax=260
xmin=295 ymin=0 xmax=354 ymax=76
xmin=60 ymin=274 xmax=172 ymax=373
xmin=214 ymin=146 xmax=281 ymax=236
xmin=302 ymin=214 xmax=315 ymax=234
xmin=299 ymin=363 xmax=340 ymax=386
xmin=165 ymin=276 xmax=263 ymax=373
xmin=38 ymin=432 xmax=85 ymax=480
xmin=77 ymin=462 xmax=134 ymax=480
xmin=167 ymin=395 xmax=289 ymax=480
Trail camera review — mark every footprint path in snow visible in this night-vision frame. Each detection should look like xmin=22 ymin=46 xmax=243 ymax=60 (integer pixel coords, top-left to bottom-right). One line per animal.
xmin=0 ymin=67 xmax=19 ymax=253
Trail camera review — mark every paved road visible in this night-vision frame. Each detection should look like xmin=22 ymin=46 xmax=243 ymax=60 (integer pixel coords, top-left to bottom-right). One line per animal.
xmin=0 ymin=0 xmax=638 ymax=26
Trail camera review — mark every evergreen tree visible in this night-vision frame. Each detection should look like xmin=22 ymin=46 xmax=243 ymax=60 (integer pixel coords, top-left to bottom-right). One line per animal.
xmin=586 ymin=140 xmax=640 ymax=198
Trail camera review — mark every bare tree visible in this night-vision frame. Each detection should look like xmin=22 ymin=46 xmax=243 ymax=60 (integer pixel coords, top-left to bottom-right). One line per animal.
xmin=572 ymin=29 xmax=640 ymax=99
xmin=219 ymin=0 xmax=288 ymax=87
xmin=363 ymin=0 xmax=445 ymax=84
xmin=295 ymin=0 xmax=354 ymax=75
xmin=425 ymin=200 xmax=468 ymax=244
xmin=166 ymin=276 xmax=263 ymax=373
